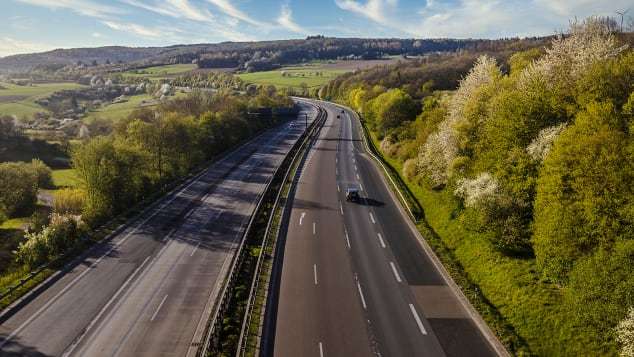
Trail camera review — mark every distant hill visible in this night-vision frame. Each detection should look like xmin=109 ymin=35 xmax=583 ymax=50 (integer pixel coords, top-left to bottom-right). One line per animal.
xmin=0 ymin=36 xmax=552 ymax=73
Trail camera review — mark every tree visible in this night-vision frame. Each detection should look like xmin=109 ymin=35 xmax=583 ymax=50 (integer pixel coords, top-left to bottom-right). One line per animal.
xmin=533 ymin=102 xmax=633 ymax=281
xmin=366 ymin=88 xmax=417 ymax=133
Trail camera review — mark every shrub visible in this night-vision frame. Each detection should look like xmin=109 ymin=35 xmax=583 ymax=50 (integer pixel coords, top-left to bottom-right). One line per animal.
xmin=53 ymin=189 xmax=86 ymax=215
xmin=402 ymin=159 xmax=418 ymax=180
xmin=526 ymin=123 xmax=567 ymax=162
xmin=29 ymin=159 xmax=53 ymax=189
xmin=0 ymin=162 xmax=39 ymax=217
xmin=454 ymin=172 xmax=500 ymax=208
xmin=16 ymin=213 xmax=87 ymax=267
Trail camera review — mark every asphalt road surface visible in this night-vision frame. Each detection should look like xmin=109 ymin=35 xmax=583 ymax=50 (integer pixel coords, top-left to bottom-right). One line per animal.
xmin=0 ymin=103 xmax=317 ymax=357
xmin=272 ymin=100 xmax=503 ymax=357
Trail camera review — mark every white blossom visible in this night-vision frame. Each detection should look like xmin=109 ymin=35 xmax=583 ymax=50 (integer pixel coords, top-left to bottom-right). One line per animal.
xmin=526 ymin=123 xmax=567 ymax=162
xmin=518 ymin=17 xmax=628 ymax=91
xmin=617 ymin=307 xmax=634 ymax=357
xmin=418 ymin=55 xmax=500 ymax=185
xmin=454 ymin=172 xmax=500 ymax=208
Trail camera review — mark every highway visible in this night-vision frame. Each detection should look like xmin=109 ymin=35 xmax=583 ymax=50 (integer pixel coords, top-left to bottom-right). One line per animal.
xmin=271 ymin=100 xmax=504 ymax=357
xmin=0 ymin=103 xmax=317 ymax=357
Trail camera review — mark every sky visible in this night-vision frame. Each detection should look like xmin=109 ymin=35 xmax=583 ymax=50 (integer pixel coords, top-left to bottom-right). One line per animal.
xmin=0 ymin=0 xmax=630 ymax=57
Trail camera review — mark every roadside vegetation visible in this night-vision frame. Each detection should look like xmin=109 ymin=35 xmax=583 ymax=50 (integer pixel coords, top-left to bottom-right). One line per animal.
xmin=322 ymin=18 xmax=634 ymax=356
xmin=0 ymin=84 xmax=294 ymax=307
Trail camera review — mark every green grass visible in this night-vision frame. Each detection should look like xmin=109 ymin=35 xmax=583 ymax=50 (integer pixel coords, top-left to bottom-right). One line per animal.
xmin=0 ymin=217 xmax=28 ymax=230
xmin=0 ymin=82 xmax=85 ymax=118
xmin=83 ymin=94 xmax=154 ymax=123
xmin=122 ymin=64 xmax=197 ymax=79
xmin=365 ymin=130 xmax=599 ymax=356
xmin=238 ymin=66 xmax=347 ymax=89
xmin=52 ymin=169 xmax=80 ymax=188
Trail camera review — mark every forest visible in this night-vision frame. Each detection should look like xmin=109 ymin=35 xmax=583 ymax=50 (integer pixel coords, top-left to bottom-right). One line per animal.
xmin=323 ymin=18 xmax=634 ymax=356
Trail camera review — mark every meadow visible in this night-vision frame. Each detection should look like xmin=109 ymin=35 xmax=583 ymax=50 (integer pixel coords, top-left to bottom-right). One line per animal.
xmin=121 ymin=63 xmax=197 ymax=80
xmin=0 ymin=82 xmax=84 ymax=118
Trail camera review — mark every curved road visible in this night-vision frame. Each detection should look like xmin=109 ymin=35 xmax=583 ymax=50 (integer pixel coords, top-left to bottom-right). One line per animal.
xmin=271 ymin=100 xmax=505 ymax=357
xmin=0 ymin=104 xmax=317 ymax=357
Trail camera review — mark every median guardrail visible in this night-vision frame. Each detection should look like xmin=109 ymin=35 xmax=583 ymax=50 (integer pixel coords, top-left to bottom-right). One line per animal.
xmin=198 ymin=104 xmax=326 ymax=357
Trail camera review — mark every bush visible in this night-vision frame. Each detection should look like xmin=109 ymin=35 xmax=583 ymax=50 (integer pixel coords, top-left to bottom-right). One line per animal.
xmin=16 ymin=213 xmax=87 ymax=267
xmin=29 ymin=159 xmax=53 ymax=189
xmin=53 ymin=189 xmax=86 ymax=215
xmin=0 ymin=162 xmax=39 ymax=217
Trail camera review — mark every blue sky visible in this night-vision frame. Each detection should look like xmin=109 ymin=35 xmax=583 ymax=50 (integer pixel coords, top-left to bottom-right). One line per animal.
xmin=0 ymin=0 xmax=629 ymax=57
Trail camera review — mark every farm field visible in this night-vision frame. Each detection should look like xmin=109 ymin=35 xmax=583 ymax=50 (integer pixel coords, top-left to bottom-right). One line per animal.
xmin=121 ymin=63 xmax=197 ymax=79
xmin=0 ymin=82 xmax=85 ymax=118
xmin=83 ymin=93 xmax=155 ymax=123
xmin=237 ymin=59 xmax=409 ymax=89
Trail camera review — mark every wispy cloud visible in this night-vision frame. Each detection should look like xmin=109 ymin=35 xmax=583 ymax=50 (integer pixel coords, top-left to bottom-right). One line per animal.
xmin=102 ymin=20 xmax=165 ymax=38
xmin=277 ymin=4 xmax=308 ymax=35
xmin=0 ymin=37 xmax=57 ymax=57
xmin=206 ymin=0 xmax=264 ymax=26
xmin=119 ymin=0 xmax=214 ymax=23
xmin=334 ymin=0 xmax=396 ymax=25
xmin=15 ymin=0 xmax=123 ymax=19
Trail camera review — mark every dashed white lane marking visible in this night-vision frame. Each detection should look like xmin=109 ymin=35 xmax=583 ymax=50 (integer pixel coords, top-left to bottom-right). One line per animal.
xmin=319 ymin=342 xmax=324 ymax=357
xmin=356 ymin=280 xmax=367 ymax=310
xmin=314 ymin=264 xmax=318 ymax=285
xmin=337 ymin=184 xmax=340 ymax=192
xmin=377 ymin=233 xmax=386 ymax=248
xmin=356 ymin=173 xmax=360 ymax=180
xmin=313 ymin=222 xmax=316 ymax=235
xmin=150 ymin=294 xmax=168 ymax=322
xmin=344 ymin=229 xmax=351 ymax=249
xmin=190 ymin=242 xmax=200 ymax=256
xmin=300 ymin=212 xmax=306 ymax=225
xmin=369 ymin=212 xmax=376 ymax=224
xmin=339 ymin=202 xmax=344 ymax=215
xmin=354 ymin=165 xmax=358 ymax=171
xmin=409 ymin=304 xmax=428 ymax=335
xmin=359 ymin=183 xmax=364 ymax=191
xmin=390 ymin=262 xmax=403 ymax=283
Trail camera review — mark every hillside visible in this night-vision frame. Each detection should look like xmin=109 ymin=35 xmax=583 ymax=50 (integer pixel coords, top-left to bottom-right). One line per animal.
xmin=0 ymin=36 xmax=551 ymax=74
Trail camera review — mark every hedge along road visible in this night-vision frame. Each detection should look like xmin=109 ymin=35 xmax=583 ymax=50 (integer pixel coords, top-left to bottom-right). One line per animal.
xmin=0 ymin=102 xmax=317 ymax=357
xmin=269 ymin=100 xmax=506 ymax=357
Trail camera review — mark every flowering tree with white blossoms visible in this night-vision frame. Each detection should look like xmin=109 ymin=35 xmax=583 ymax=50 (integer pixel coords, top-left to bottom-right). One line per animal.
xmin=617 ymin=307 xmax=634 ymax=357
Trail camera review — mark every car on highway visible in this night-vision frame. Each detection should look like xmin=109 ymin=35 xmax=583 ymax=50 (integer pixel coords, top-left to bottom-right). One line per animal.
xmin=345 ymin=186 xmax=361 ymax=202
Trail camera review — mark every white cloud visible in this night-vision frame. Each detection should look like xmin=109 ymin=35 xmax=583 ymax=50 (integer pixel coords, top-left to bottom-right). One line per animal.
xmin=206 ymin=0 xmax=265 ymax=26
xmin=102 ymin=20 xmax=164 ymax=38
xmin=0 ymin=37 xmax=57 ymax=57
xmin=334 ymin=0 xmax=396 ymax=25
xmin=277 ymin=4 xmax=308 ymax=35
xmin=119 ymin=0 xmax=214 ymax=23
xmin=15 ymin=0 xmax=123 ymax=19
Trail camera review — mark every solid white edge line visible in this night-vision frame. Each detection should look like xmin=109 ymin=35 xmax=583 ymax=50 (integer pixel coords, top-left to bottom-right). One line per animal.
xmin=377 ymin=233 xmax=386 ymax=248
xmin=313 ymin=264 xmax=318 ymax=285
xmin=409 ymin=304 xmax=428 ymax=335
xmin=150 ymin=294 xmax=169 ymax=322
xmin=369 ymin=212 xmax=376 ymax=224
xmin=390 ymin=262 xmax=403 ymax=283
xmin=356 ymin=280 xmax=367 ymax=310
xmin=319 ymin=342 xmax=324 ymax=357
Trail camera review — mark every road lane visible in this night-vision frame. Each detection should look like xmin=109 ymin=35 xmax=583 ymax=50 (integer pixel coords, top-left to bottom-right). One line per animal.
xmin=0 ymin=103 xmax=317 ymax=357
xmin=271 ymin=100 xmax=502 ymax=357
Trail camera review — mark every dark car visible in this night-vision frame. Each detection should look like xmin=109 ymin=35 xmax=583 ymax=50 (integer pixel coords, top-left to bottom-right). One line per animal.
xmin=346 ymin=187 xmax=360 ymax=202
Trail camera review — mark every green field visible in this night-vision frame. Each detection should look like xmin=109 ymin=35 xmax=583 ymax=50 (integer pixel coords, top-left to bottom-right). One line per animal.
xmin=0 ymin=82 xmax=85 ymax=118
xmin=122 ymin=64 xmax=197 ymax=79
xmin=83 ymin=94 xmax=155 ymax=123
xmin=52 ymin=169 xmax=80 ymax=188
xmin=238 ymin=65 xmax=347 ymax=89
